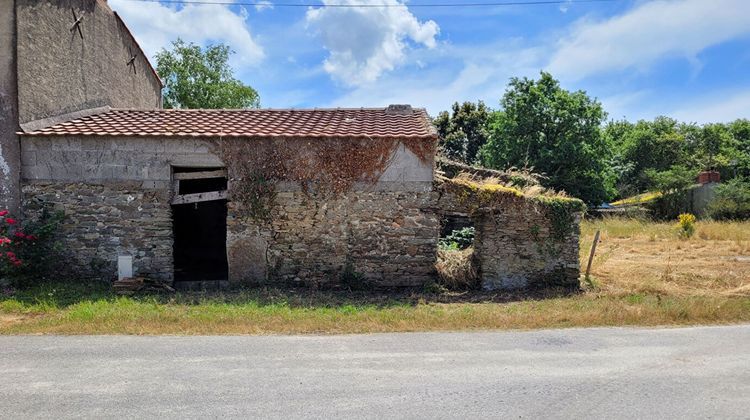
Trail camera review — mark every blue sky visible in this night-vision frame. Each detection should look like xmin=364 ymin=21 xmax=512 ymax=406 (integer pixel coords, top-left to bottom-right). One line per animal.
xmin=109 ymin=0 xmax=750 ymax=123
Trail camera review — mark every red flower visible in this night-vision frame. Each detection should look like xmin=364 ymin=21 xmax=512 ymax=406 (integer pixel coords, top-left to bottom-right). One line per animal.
xmin=12 ymin=260 xmax=21 ymax=266
xmin=5 ymin=218 xmax=16 ymax=225
xmin=26 ymin=234 xmax=37 ymax=241
xmin=0 ymin=237 xmax=10 ymax=245
xmin=0 ymin=210 xmax=8 ymax=217
xmin=14 ymin=231 xmax=26 ymax=239
xmin=6 ymin=251 xmax=15 ymax=259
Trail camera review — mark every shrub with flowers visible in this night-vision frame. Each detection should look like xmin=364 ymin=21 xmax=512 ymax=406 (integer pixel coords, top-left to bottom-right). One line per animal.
xmin=0 ymin=208 xmax=63 ymax=286
xmin=677 ymin=213 xmax=697 ymax=239
xmin=1 ymin=209 xmax=31 ymax=274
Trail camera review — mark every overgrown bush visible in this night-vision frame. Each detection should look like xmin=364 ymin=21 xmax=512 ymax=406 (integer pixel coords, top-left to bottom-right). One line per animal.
xmin=435 ymin=247 xmax=478 ymax=290
xmin=0 ymin=208 xmax=64 ymax=287
xmin=707 ymin=178 xmax=750 ymax=220
xmin=438 ymin=227 xmax=475 ymax=250
xmin=677 ymin=213 xmax=696 ymax=239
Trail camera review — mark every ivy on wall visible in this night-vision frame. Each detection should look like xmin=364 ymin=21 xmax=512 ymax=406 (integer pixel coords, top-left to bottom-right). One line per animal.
xmin=442 ymin=176 xmax=586 ymax=243
xmin=212 ymin=137 xmax=436 ymax=221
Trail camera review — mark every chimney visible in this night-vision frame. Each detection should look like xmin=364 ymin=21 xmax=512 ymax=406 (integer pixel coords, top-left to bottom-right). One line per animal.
xmin=385 ymin=104 xmax=413 ymax=115
xmin=697 ymin=170 xmax=720 ymax=185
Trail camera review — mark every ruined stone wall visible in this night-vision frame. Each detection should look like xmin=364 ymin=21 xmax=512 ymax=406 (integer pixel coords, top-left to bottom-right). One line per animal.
xmin=437 ymin=183 xmax=581 ymax=290
xmin=474 ymin=204 xmax=580 ymax=290
xmin=15 ymin=0 xmax=162 ymax=126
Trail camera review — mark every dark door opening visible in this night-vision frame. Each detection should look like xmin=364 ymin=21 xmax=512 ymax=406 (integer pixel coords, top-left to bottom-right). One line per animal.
xmin=172 ymin=200 xmax=228 ymax=282
xmin=171 ymin=168 xmax=229 ymax=283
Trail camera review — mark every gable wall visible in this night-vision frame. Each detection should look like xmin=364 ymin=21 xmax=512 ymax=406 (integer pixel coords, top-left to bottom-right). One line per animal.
xmin=15 ymin=0 xmax=161 ymax=125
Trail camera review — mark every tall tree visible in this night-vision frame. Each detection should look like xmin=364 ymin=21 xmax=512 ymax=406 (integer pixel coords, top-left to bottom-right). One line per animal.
xmin=616 ymin=117 xmax=687 ymax=193
xmin=434 ymin=101 xmax=491 ymax=164
xmin=478 ymin=72 xmax=614 ymax=205
xmin=729 ymin=119 xmax=750 ymax=178
xmin=155 ymin=39 xmax=260 ymax=109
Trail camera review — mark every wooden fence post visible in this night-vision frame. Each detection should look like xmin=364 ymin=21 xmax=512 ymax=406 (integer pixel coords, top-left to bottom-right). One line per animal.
xmin=585 ymin=230 xmax=601 ymax=279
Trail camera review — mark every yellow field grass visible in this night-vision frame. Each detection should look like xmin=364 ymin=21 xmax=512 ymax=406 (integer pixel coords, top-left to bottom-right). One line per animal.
xmin=581 ymin=218 xmax=750 ymax=297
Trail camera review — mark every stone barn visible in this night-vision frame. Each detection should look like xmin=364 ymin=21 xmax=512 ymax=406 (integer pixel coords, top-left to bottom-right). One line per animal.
xmin=19 ymin=106 xmax=583 ymax=290
xmin=3 ymin=0 xmax=584 ymax=291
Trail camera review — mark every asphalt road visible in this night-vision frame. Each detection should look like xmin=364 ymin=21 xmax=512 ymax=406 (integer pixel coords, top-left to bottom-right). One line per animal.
xmin=1 ymin=325 xmax=749 ymax=419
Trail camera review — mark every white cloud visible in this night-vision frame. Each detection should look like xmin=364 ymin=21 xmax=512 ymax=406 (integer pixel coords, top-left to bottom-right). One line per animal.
xmin=329 ymin=43 xmax=544 ymax=115
xmin=548 ymin=0 xmax=750 ymax=81
xmin=255 ymin=1 xmax=274 ymax=12
xmin=305 ymin=0 xmax=439 ymax=86
xmin=670 ymin=90 xmax=750 ymax=123
xmin=108 ymin=0 xmax=264 ymax=66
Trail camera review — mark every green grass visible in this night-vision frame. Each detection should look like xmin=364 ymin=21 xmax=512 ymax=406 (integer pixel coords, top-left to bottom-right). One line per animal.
xmin=1 ymin=282 xmax=749 ymax=335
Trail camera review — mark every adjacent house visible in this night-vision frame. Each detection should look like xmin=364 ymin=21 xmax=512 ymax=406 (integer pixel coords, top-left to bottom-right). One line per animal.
xmin=1 ymin=0 xmax=162 ymax=212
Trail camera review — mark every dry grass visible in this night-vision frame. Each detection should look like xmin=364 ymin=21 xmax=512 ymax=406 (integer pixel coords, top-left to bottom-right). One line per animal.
xmin=1 ymin=217 xmax=749 ymax=335
xmin=435 ymin=247 xmax=478 ymax=289
xmin=452 ymin=172 xmax=567 ymax=198
xmin=581 ymin=218 xmax=750 ymax=298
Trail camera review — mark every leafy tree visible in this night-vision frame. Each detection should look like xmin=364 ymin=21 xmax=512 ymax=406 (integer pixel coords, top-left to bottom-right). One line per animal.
xmin=478 ymin=72 xmax=614 ymax=205
xmin=616 ymin=117 xmax=687 ymax=193
xmin=707 ymin=177 xmax=750 ymax=220
xmin=603 ymin=120 xmax=638 ymax=197
xmin=699 ymin=124 xmax=732 ymax=171
xmin=155 ymin=39 xmax=260 ymax=109
xmin=434 ymin=101 xmax=491 ymax=164
xmin=726 ymin=119 xmax=750 ymax=178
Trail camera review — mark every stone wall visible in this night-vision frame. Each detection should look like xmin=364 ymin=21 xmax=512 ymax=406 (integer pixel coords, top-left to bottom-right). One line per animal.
xmin=0 ymin=0 xmax=19 ymax=212
xmin=227 ymin=190 xmax=439 ymax=287
xmin=15 ymin=0 xmax=162 ymax=125
xmin=474 ymin=204 xmax=580 ymax=290
xmin=437 ymin=181 xmax=582 ymax=290
xmin=22 ymin=181 xmax=173 ymax=281
xmin=20 ymin=136 xmax=431 ymax=187
xmin=20 ymin=135 xmax=436 ymax=286
xmin=20 ymin=135 xmax=580 ymax=290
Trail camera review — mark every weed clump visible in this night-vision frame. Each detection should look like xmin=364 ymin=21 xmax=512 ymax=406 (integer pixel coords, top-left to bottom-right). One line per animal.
xmin=435 ymin=247 xmax=478 ymax=290
xmin=677 ymin=213 xmax=696 ymax=239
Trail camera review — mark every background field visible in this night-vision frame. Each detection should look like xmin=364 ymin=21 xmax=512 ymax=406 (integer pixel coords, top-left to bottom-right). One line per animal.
xmin=1 ymin=218 xmax=749 ymax=335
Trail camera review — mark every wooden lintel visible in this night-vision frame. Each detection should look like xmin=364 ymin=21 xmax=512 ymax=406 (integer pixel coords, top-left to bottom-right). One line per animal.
xmin=173 ymin=169 xmax=227 ymax=181
xmin=171 ymin=190 xmax=228 ymax=205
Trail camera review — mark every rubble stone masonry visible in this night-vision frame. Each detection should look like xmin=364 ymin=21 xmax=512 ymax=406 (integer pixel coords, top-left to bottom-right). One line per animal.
xmin=227 ymin=190 xmax=439 ymax=287
xmin=20 ymin=135 xmax=581 ymax=289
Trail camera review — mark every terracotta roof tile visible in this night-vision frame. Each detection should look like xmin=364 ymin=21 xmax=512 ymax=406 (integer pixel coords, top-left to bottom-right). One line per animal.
xmin=22 ymin=107 xmax=437 ymax=140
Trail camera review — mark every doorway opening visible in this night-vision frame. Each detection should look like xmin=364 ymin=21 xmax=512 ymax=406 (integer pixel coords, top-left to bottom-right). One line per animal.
xmin=171 ymin=167 xmax=229 ymax=283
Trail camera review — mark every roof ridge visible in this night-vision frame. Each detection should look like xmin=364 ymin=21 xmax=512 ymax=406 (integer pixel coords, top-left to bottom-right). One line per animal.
xmin=106 ymin=107 xmax=431 ymax=113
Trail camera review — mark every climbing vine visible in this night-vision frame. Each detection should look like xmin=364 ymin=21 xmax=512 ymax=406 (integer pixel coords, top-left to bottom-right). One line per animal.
xmin=532 ymin=196 xmax=586 ymax=241
xmin=212 ymin=137 xmax=435 ymax=221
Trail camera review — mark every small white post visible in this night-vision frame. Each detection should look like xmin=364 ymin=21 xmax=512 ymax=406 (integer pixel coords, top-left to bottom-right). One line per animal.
xmin=118 ymin=255 xmax=133 ymax=280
